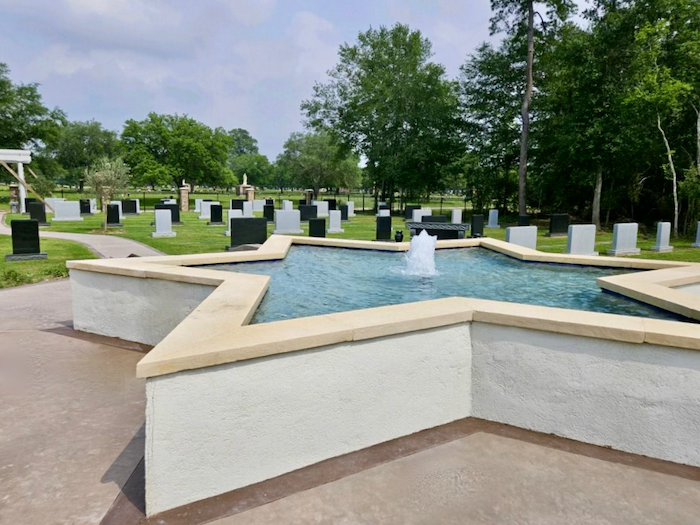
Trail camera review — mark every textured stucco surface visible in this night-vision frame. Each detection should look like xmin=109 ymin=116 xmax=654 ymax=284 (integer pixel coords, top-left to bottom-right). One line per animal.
xmin=70 ymin=269 xmax=215 ymax=346
xmin=471 ymin=323 xmax=700 ymax=468
xmin=676 ymin=282 xmax=700 ymax=296
xmin=145 ymin=324 xmax=472 ymax=515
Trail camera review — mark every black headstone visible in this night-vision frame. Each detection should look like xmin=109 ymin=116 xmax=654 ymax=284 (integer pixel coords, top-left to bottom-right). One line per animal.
xmin=378 ymin=204 xmax=389 ymax=211
xmin=299 ymin=205 xmax=317 ymax=221
xmin=298 ymin=199 xmax=306 ymax=208
xmin=518 ymin=215 xmax=531 ymax=226
xmin=376 ymin=216 xmax=392 ymax=240
xmin=7 ymin=220 xmax=45 ymax=260
xmin=549 ymin=214 xmax=569 ymax=236
xmin=339 ymin=204 xmax=349 ymax=221
xmin=265 ymin=199 xmax=274 ymax=206
xmin=405 ymin=205 xmax=421 ymax=220
xmin=229 ymin=217 xmax=267 ymax=248
xmin=28 ymin=202 xmax=48 ymax=226
xmin=309 ymin=218 xmax=326 ymax=237
xmin=155 ymin=204 xmax=181 ymax=224
xmin=80 ymin=199 xmax=92 ymax=214
xmin=263 ymin=205 xmax=274 ymax=222
xmin=230 ymin=199 xmax=245 ymax=210
xmin=24 ymin=197 xmax=37 ymax=213
xmin=325 ymin=199 xmax=337 ymax=211
xmin=414 ymin=227 xmax=459 ymax=240
xmin=422 ymin=215 xmax=448 ymax=223
xmin=208 ymin=204 xmax=224 ymax=225
xmin=121 ymin=199 xmax=138 ymax=214
xmin=106 ymin=204 xmax=121 ymax=226
xmin=471 ymin=214 xmax=484 ymax=237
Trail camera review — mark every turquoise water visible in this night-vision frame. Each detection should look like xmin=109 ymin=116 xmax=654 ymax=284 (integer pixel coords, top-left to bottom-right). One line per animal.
xmin=206 ymin=246 xmax=682 ymax=324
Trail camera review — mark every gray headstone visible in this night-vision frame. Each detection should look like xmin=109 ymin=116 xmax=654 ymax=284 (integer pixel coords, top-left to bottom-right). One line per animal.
xmin=650 ymin=222 xmax=673 ymax=252
xmin=152 ymin=209 xmax=176 ymax=238
xmin=692 ymin=222 xmax=700 ymax=248
xmin=487 ymin=209 xmax=499 ymax=228
xmin=327 ymin=210 xmax=344 ymax=233
xmin=505 ymin=225 xmax=537 ymax=250
xmin=566 ymin=224 xmax=598 ymax=256
xmin=606 ymin=223 xmax=640 ymax=256
xmin=273 ymin=210 xmax=303 ymax=234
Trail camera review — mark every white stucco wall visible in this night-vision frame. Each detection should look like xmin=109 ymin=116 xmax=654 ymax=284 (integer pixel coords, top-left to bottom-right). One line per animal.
xmin=471 ymin=323 xmax=700 ymax=468
xmin=70 ymin=269 xmax=216 ymax=346
xmin=145 ymin=324 xmax=472 ymax=515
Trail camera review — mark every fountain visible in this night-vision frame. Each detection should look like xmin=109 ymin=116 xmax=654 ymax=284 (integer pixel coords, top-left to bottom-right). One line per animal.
xmin=402 ymin=229 xmax=438 ymax=276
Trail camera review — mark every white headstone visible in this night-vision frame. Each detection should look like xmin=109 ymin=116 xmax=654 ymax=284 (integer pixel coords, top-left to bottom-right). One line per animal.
xmin=312 ymin=200 xmax=329 ymax=217
xmin=134 ymin=199 xmax=141 ymax=214
xmin=109 ymin=201 xmax=124 ymax=221
xmin=199 ymin=201 xmax=213 ymax=220
xmin=487 ymin=209 xmax=499 ymax=228
xmin=411 ymin=208 xmax=432 ymax=222
xmin=327 ymin=210 xmax=344 ymax=233
xmin=347 ymin=201 xmax=356 ymax=217
xmin=451 ymin=209 xmax=462 ymax=224
xmin=273 ymin=210 xmax=303 ymax=234
xmin=162 ymin=199 xmax=176 ymax=205
xmin=378 ymin=209 xmax=390 ymax=217
xmin=52 ymin=201 xmax=83 ymax=221
xmin=282 ymin=200 xmax=293 ymax=211
xmin=242 ymin=201 xmax=254 ymax=218
xmin=505 ymin=225 xmax=537 ymax=250
xmin=194 ymin=199 xmax=203 ymax=212
xmin=650 ymin=222 xmax=673 ymax=252
xmin=224 ymin=209 xmax=243 ymax=236
xmin=607 ymin=223 xmax=641 ymax=256
xmin=566 ymin=225 xmax=598 ymax=256
xmin=692 ymin=222 xmax=700 ymax=248
xmin=253 ymin=199 xmax=266 ymax=212
xmin=89 ymin=198 xmax=97 ymax=213
xmin=152 ymin=209 xmax=176 ymax=238
xmin=45 ymin=197 xmax=66 ymax=211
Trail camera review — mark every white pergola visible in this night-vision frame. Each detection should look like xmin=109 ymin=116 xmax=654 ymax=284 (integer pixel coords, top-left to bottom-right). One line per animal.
xmin=0 ymin=148 xmax=49 ymax=213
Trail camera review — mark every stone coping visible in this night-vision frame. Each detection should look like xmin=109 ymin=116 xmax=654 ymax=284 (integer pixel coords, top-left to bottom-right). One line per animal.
xmin=65 ymin=235 xmax=700 ymax=379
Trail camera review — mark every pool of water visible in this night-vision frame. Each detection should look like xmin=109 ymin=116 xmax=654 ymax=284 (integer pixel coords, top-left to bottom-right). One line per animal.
xmin=205 ymin=246 xmax=682 ymax=324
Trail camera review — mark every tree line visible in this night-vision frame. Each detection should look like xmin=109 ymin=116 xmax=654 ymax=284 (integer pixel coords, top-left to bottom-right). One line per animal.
xmin=2 ymin=0 xmax=700 ymax=232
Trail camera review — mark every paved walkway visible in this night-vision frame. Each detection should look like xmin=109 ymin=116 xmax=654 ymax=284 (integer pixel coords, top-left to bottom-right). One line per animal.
xmin=0 ymin=211 xmax=163 ymax=258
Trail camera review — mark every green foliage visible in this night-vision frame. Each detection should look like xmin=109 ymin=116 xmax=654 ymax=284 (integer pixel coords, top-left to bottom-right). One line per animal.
xmin=276 ymin=131 xmax=361 ymax=197
xmin=228 ymin=153 xmax=272 ymax=188
xmin=227 ymin=128 xmax=259 ymax=156
xmin=121 ymin=113 xmax=234 ymax=188
xmin=85 ymin=156 xmax=131 ymax=209
xmin=302 ymin=23 xmax=463 ymax=200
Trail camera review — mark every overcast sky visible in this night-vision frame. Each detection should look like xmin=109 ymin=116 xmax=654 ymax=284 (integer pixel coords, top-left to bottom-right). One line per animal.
xmin=1 ymin=0 xmax=584 ymax=159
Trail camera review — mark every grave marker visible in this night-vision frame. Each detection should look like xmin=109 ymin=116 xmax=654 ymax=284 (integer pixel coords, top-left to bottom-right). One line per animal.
xmin=376 ymin=216 xmax=392 ymax=241
xmin=327 ymin=210 xmax=344 ymax=233
xmin=566 ymin=225 xmax=598 ymax=256
xmin=487 ymin=209 xmax=499 ymax=228
xmin=299 ymin=205 xmax=317 ymax=222
xmin=607 ymin=223 xmax=641 ymax=256
xmin=152 ymin=209 xmax=176 ymax=238
xmin=451 ymin=209 xmax=463 ymax=224
xmin=208 ymin=204 xmax=224 ymax=225
xmin=549 ymin=214 xmax=569 ymax=236
xmin=339 ymin=204 xmax=349 ymax=221
xmin=228 ymin=217 xmax=267 ymax=249
xmin=106 ymin=204 xmax=122 ymax=227
xmin=6 ymin=220 xmax=46 ymax=261
xmin=28 ymin=202 xmax=49 ymax=226
xmin=263 ymin=205 xmax=274 ymax=222
xmin=505 ymin=225 xmax=537 ymax=250
xmin=53 ymin=201 xmax=83 ymax=221
xmin=79 ymin=199 xmax=92 ymax=215
xmin=471 ymin=214 xmax=484 ymax=237
xmin=650 ymin=222 xmax=673 ymax=252
xmin=309 ymin=218 xmax=326 ymax=238
xmin=273 ymin=210 xmax=303 ymax=234
xmin=347 ymin=201 xmax=356 ymax=217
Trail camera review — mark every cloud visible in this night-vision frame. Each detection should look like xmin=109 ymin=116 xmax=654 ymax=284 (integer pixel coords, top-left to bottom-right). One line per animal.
xmin=222 ymin=0 xmax=277 ymax=26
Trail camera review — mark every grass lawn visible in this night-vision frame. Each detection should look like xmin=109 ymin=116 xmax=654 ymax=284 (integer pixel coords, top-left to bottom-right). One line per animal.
xmin=0 ymin=236 xmax=97 ymax=288
xmin=6 ymin=209 xmax=700 ymax=263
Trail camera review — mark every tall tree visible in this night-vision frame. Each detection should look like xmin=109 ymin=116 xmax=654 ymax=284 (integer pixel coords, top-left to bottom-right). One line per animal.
xmin=227 ymin=128 xmax=259 ymax=156
xmin=489 ymin=0 xmax=575 ymax=216
xmin=276 ymin=131 xmax=361 ymax=198
xmin=228 ymin=153 xmax=273 ymax=189
xmin=121 ymin=113 xmax=234 ymax=188
xmin=302 ymin=23 xmax=463 ymax=204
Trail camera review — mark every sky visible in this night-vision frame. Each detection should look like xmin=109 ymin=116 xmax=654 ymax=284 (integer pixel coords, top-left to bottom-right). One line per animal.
xmin=1 ymin=0 xmax=584 ymax=159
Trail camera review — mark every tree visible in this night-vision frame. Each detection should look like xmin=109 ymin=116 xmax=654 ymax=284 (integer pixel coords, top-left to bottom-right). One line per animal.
xmin=227 ymin=128 xmax=259 ymax=156
xmin=0 ymin=63 xmax=65 ymax=150
xmin=489 ymin=0 xmax=575 ymax=216
xmin=121 ymin=113 xmax=234 ymax=188
xmin=302 ymin=24 xmax=463 ymax=205
xmin=228 ymin=153 xmax=273 ymax=189
xmin=276 ymin=131 xmax=361 ymax=198
xmin=85 ymin=157 xmax=131 ymax=224
xmin=51 ymin=120 xmax=120 ymax=191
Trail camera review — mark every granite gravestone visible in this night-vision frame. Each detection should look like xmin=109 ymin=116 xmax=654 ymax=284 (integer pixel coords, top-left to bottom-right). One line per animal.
xmin=230 ymin=199 xmax=246 ymax=211
xmin=378 ymin=209 xmax=390 ymax=217
xmin=566 ymin=225 xmax=598 ymax=256
xmin=24 ymin=198 xmax=36 ymax=214
xmin=339 ymin=204 xmax=349 ymax=221
xmin=28 ymin=202 xmax=49 ymax=226
xmin=208 ymin=204 xmax=224 ymax=225
xmin=263 ymin=205 xmax=275 ymax=222
xmin=451 ymin=209 xmax=463 ymax=224
xmin=152 ymin=209 xmax=176 ymax=238
xmin=692 ymin=222 xmax=700 ymax=248
xmin=121 ymin=199 xmax=138 ymax=215
xmin=282 ymin=200 xmax=293 ymax=211
xmin=109 ymin=201 xmax=124 ymax=221
xmin=607 ymin=223 xmax=640 ymax=256
xmin=53 ymin=201 xmax=83 ymax=221
xmin=298 ymin=199 xmax=306 ymax=208
xmin=505 ymin=226 xmax=538 ymax=250
xmin=487 ymin=209 xmax=500 ymax=228
xmin=224 ymin=209 xmax=243 ymax=236
xmin=412 ymin=208 xmax=432 ymax=222
xmin=253 ymin=200 xmax=266 ymax=212
xmin=327 ymin=210 xmax=344 ymax=233
xmin=106 ymin=204 xmax=122 ymax=227
xmin=242 ymin=201 xmax=254 ymax=218
xmin=79 ymin=199 xmax=92 ymax=215
xmin=405 ymin=205 xmax=421 ymax=220
xmin=650 ymin=222 xmax=673 ymax=252
xmin=471 ymin=214 xmax=484 ymax=237
xmin=273 ymin=210 xmax=303 ymax=234
xmin=325 ymin=199 xmax=337 ymax=211
xmin=347 ymin=201 xmax=356 ymax=217
xmin=199 ymin=201 xmax=214 ymax=220
xmin=312 ymin=200 xmax=329 ymax=217
xmin=422 ymin=215 xmax=448 ymax=223
xmin=265 ymin=199 xmax=274 ymax=206
xmin=194 ymin=199 xmax=203 ymax=212
xmin=376 ymin=216 xmax=392 ymax=241
xmin=299 ymin=205 xmax=317 ymax=222
xmin=155 ymin=204 xmax=182 ymax=225
xmin=518 ymin=215 xmax=531 ymax=226
xmin=309 ymin=218 xmax=326 ymax=238
xmin=228 ymin=218 xmax=267 ymax=249
xmin=549 ymin=214 xmax=569 ymax=236
xmin=6 ymin=220 xmax=46 ymax=261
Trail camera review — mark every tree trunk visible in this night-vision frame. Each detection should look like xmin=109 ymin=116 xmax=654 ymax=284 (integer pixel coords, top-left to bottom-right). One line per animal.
xmin=592 ymin=167 xmax=603 ymax=231
xmin=657 ymin=113 xmax=679 ymax=236
xmin=695 ymin=103 xmax=700 ymax=173
xmin=517 ymin=0 xmax=535 ymax=217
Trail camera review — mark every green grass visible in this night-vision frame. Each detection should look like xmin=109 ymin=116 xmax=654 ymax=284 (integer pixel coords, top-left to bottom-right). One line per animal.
xmin=0 ymin=236 xmax=97 ymax=288
xmin=6 ymin=210 xmax=700 ymax=262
